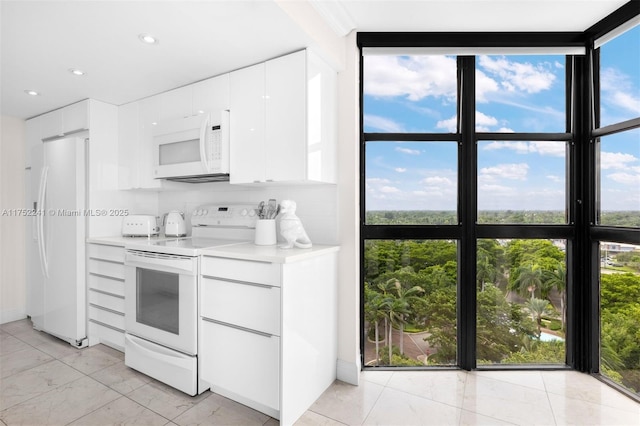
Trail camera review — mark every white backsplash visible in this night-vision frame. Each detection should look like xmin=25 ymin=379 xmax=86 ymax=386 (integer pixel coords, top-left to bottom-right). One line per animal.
xmin=157 ymin=182 xmax=338 ymax=245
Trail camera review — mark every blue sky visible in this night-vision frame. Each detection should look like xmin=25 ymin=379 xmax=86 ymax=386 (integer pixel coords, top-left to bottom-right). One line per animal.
xmin=364 ymin=27 xmax=640 ymax=213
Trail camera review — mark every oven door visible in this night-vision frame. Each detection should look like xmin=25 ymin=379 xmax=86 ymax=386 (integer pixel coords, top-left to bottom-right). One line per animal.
xmin=124 ymin=250 xmax=198 ymax=355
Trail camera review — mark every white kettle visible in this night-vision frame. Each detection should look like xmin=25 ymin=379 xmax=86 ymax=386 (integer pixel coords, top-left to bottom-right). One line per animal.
xmin=164 ymin=210 xmax=186 ymax=237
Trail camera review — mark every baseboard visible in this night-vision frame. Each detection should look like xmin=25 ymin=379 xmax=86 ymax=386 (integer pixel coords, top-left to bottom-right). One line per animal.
xmin=336 ymin=357 xmax=361 ymax=385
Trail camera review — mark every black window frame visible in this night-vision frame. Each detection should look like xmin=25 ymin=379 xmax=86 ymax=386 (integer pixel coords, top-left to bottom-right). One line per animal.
xmin=358 ymin=1 xmax=640 ymax=402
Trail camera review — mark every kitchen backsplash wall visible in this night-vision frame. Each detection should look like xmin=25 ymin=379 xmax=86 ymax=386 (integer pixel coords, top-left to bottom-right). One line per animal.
xmin=157 ymin=182 xmax=338 ymax=245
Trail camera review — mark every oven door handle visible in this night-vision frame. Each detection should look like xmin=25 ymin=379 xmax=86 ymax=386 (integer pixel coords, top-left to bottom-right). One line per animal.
xmin=125 ymin=250 xmax=197 ymax=275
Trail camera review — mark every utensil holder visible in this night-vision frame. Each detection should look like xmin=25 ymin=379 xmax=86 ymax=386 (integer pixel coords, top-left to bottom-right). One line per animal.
xmin=254 ymin=219 xmax=276 ymax=246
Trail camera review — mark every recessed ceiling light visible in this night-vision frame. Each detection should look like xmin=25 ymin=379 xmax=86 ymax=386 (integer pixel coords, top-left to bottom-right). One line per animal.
xmin=24 ymin=90 xmax=40 ymax=96
xmin=68 ymin=68 xmax=85 ymax=76
xmin=138 ymin=33 xmax=159 ymax=45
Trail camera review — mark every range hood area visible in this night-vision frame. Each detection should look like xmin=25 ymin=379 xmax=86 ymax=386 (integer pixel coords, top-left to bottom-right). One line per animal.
xmin=162 ymin=173 xmax=230 ymax=184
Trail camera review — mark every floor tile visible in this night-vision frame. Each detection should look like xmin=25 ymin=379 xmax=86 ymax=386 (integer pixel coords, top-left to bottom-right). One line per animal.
xmin=385 ymin=370 xmax=467 ymax=407
xmin=463 ymin=373 xmax=556 ymax=425
xmin=471 ymin=370 xmax=546 ymax=392
xmin=0 ymin=359 xmax=84 ymax=411
xmin=68 ymin=395 xmax=169 ymax=425
xmin=458 ymin=409 xmax=517 ymax=425
xmin=127 ymin=380 xmax=209 ymax=420
xmin=0 ymin=319 xmax=33 ymax=335
xmin=173 ymin=392 xmax=271 ymax=425
xmin=542 ymin=370 xmax=640 ymax=413
xmin=309 ymin=379 xmax=384 ymax=425
xmin=0 ymin=334 xmax=30 ymax=355
xmin=294 ymin=410 xmax=348 ymax=425
xmin=90 ymin=362 xmax=152 ymax=395
xmin=361 ymin=370 xmax=394 ymax=387
xmin=548 ymin=391 xmax=640 ymax=425
xmin=59 ymin=344 xmax=121 ymax=375
xmin=0 ymin=375 xmax=120 ymax=425
xmin=363 ymin=387 xmax=461 ymax=425
xmin=0 ymin=346 xmax=52 ymax=379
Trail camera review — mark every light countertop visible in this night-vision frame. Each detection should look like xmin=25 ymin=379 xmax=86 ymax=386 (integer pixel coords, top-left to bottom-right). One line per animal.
xmin=201 ymin=242 xmax=340 ymax=264
xmin=87 ymin=236 xmax=339 ymax=263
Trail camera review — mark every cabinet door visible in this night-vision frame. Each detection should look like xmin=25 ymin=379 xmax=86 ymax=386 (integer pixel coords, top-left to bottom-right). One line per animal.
xmin=137 ymin=96 xmax=162 ymax=188
xmin=63 ymin=101 xmax=89 ymax=134
xmin=40 ymin=110 xmax=64 ymax=139
xmin=229 ymin=63 xmax=265 ymax=184
xmin=118 ymin=102 xmax=139 ymax=189
xmin=200 ymin=319 xmax=279 ymax=413
xmin=265 ymin=51 xmax=306 ymax=182
xmin=25 ymin=116 xmax=43 ymax=168
xmin=159 ymin=86 xmax=192 ymax=122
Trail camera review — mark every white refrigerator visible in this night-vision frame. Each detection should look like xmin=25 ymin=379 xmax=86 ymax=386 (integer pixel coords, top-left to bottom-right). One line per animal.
xmin=30 ymin=136 xmax=88 ymax=348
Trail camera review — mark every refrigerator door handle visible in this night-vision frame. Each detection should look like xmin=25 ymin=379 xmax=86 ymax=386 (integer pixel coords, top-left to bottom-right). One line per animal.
xmin=37 ymin=165 xmax=49 ymax=278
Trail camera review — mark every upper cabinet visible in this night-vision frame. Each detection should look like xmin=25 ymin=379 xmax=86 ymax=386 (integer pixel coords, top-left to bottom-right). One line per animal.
xmin=39 ymin=100 xmax=89 ymax=140
xmin=229 ymin=49 xmax=336 ymax=185
xmin=117 ymin=74 xmax=229 ymax=190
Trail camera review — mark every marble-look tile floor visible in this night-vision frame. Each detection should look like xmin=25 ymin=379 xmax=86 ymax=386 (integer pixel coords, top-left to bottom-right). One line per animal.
xmin=2 ymin=319 xmax=639 ymax=426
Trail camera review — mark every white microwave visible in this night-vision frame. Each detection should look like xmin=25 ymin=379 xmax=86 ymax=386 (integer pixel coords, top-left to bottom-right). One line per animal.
xmin=153 ymin=110 xmax=230 ymax=183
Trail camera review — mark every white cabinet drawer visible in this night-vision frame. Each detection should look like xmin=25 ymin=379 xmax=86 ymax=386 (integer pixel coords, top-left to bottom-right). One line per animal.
xmin=88 ymin=289 xmax=125 ymax=314
xmin=88 ymin=244 xmax=125 ymax=263
xmin=201 ymin=257 xmax=280 ymax=287
xmin=88 ymin=258 xmax=125 ymax=280
xmin=201 ymin=277 xmax=280 ymax=336
xmin=200 ymin=319 xmax=279 ymax=413
xmin=88 ymin=305 xmax=125 ymax=330
xmin=88 ymin=274 xmax=124 ymax=297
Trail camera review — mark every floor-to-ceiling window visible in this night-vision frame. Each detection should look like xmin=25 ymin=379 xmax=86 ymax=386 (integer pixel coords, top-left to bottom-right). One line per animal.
xmin=359 ymin=2 xmax=639 ymax=401
xmin=593 ymin=21 xmax=640 ymax=398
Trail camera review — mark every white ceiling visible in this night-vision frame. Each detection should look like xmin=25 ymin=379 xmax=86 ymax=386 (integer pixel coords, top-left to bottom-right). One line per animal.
xmin=1 ymin=0 xmax=629 ymax=120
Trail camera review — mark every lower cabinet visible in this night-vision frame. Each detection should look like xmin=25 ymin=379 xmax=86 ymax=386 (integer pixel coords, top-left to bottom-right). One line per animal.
xmin=200 ymin=319 xmax=280 ymax=416
xmin=86 ymin=243 xmax=126 ymax=351
xmin=199 ymin=251 xmax=338 ymax=425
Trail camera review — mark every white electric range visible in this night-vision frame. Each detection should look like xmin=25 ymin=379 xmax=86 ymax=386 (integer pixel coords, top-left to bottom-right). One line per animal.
xmin=123 ymin=204 xmax=257 ymax=395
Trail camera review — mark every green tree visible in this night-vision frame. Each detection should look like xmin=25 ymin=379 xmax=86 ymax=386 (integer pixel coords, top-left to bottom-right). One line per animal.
xmin=385 ymin=278 xmax=424 ymax=356
xmin=364 ymin=282 xmax=389 ymax=366
xmin=543 ymin=263 xmax=566 ymax=330
xmin=511 ymin=264 xmax=543 ymax=300
xmin=524 ymin=298 xmax=553 ymax=335
xmin=477 ymin=254 xmax=496 ymax=292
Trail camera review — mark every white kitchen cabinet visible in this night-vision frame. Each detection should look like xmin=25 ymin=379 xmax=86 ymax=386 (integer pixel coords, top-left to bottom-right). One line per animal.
xmin=229 ymin=49 xmax=336 ymax=185
xmin=118 ymin=100 xmax=161 ymax=190
xmin=25 ymin=115 xmax=42 ymax=168
xmin=199 ymin=250 xmax=337 ymax=425
xmin=159 ymin=86 xmax=192 ymax=122
xmin=86 ymin=243 xmax=126 ymax=351
xmin=192 ymin=74 xmax=230 ymax=115
xmin=229 ymin=62 xmax=266 ymax=184
xmin=39 ymin=100 xmax=89 ymax=139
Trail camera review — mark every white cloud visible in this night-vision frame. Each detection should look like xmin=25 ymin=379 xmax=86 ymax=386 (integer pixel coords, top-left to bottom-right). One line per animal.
xmin=480 ymin=163 xmax=529 ymax=181
xmin=607 ymin=172 xmax=640 ymax=186
xmin=600 ymin=67 xmax=640 ymax=115
xmin=482 ymin=141 xmax=565 ymax=157
xmin=546 ymin=175 xmax=563 ymax=183
xmin=422 ymin=176 xmax=454 ymax=187
xmin=364 ymin=55 xmax=457 ymax=102
xmin=364 ymin=114 xmax=404 ymax=132
xmin=478 ymin=55 xmax=556 ymax=94
xmin=395 ymin=147 xmax=420 ymax=155
xmin=600 ymin=151 xmax=638 ymax=170
xmin=380 ymin=185 xmax=400 ymax=193
xmin=436 ymin=116 xmax=457 ymax=132
xmin=395 ymin=167 xmax=407 ymax=173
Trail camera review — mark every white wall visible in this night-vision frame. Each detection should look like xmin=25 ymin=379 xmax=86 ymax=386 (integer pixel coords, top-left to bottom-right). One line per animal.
xmin=157 ymin=182 xmax=338 ymax=245
xmin=335 ymin=32 xmax=361 ymax=384
xmin=1 ymin=116 xmax=27 ymax=323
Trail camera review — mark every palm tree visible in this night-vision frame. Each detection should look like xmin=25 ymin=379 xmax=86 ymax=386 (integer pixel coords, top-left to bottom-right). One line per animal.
xmin=477 ymin=255 xmax=496 ymax=292
xmin=364 ymin=283 xmax=389 ymax=365
xmin=388 ymin=279 xmax=424 ymax=355
xmin=512 ymin=264 xmax=543 ymax=300
xmin=525 ymin=297 xmax=553 ymax=335
xmin=543 ymin=264 xmax=566 ymax=331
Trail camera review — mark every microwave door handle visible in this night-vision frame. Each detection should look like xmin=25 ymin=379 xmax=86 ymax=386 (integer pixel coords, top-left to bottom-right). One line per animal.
xmin=199 ymin=116 xmax=211 ymax=174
